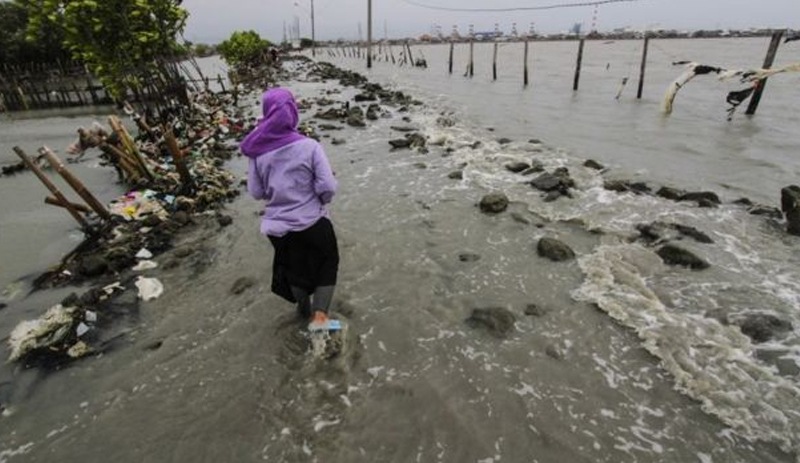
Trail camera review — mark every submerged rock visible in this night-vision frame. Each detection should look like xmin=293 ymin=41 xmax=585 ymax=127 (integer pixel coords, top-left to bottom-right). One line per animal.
xmin=583 ymin=159 xmax=604 ymax=170
xmin=458 ymin=252 xmax=481 ymax=262
xmin=738 ymin=314 xmax=793 ymax=343
xmin=505 ymin=161 xmax=530 ymax=173
xmin=656 ymin=186 xmax=686 ymax=201
xmin=656 ymin=244 xmax=709 ymax=270
xmin=530 ymin=168 xmax=575 ymax=199
xmin=537 ymin=237 xmax=576 ymax=262
xmin=479 ymin=192 xmax=509 ymax=214
xmin=781 ymin=185 xmax=800 ymax=236
xmin=680 ymin=191 xmax=721 ymax=206
xmin=466 ymin=307 xmax=516 ymax=338
xmin=448 ymin=170 xmax=463 ymax=180
xmin=636 ymin=221 xmax=714 ymax=245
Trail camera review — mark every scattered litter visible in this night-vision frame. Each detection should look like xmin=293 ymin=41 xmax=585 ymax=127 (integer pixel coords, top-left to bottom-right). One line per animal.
xmin=135 ymin=276 xmax=164 ymax=301
xmin=76 ymin=322 xmax=90 ymax=337
xmin=135 ymin=248 xmax=153 ymax=259
xmin=67 ymin=341 xmax=91 ymax=358
xmin=84 ymin=310 xmax=98 ymax=323
xmin=132 ymin=260 xmax=158 ymax=271
xmin=8 ymin=304 xmax=76 ymax=361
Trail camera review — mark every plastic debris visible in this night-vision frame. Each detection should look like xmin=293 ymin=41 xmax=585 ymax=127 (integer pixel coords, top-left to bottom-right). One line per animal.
xmin=67 ymin=341 xmax=91 ymax=358
xmin=108 ymin=190 xmax=169 ymax=221
xmin=135 ymin=248 xmax=153 ymax=259
xmin=76 ymin=322 xmax=90 ymax=337
xmin=135 ymin=276 xmax=164 ymax=301
xmin=84 ymin=310 xmax=98 ymax=323
xmin=8 ymin=305 xmax=76 ymax=361
xmin=132 ymin=260 xmax=158 ymax=271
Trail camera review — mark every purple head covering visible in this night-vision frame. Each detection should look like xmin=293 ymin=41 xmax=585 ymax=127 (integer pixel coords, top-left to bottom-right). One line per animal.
xmin=240 ymin=88 xmax=306 ymax=158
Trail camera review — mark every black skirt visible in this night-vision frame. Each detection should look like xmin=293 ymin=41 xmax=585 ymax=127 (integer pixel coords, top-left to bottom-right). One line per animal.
xmin=268 ymin=217 xmax=339 ymax=302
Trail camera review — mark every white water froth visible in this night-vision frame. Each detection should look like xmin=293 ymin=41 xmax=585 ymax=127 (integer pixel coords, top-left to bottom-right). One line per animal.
xmin=573 ymin=243 xmax=800 ymax=455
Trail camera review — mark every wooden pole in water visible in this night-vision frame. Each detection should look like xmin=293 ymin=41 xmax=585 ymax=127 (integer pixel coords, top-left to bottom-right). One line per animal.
xmin=40 ymin=147 xmax=111 ymax=221
xmin=492 ymin=42 xmax=498 ymax=81
xmin=469 ymin=40 xmax=474 ymax=77
xmin=13 ymin=147 xmax=93 ymax=232
xmin=367 ymin=0 xmax=373 ymax=69
xmin=636 ymin=35 xmax=650 ymax=99
xmin=573 ymin=38 xmax=585 ymax=91
xmin=523 ymin=40 xmax=530 ymax=87
xmin=45 ymin=196 xmax=93 ymax=214
xmin=406 ymin=41 xmax=415 ymax=65
xmin=746 ymin=30 xmax=784 ymax=116
xmin=448 ymin=42 xmax=454 ymax=74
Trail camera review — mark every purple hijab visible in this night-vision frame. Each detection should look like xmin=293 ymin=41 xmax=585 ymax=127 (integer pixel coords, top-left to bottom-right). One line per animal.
xmin=240 ymin=88 xmax=306 ymax=158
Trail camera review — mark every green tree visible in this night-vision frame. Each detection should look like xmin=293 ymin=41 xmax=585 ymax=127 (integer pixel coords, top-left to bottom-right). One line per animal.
xmin=22 ymin=0 xmax=189 ymax=99
xmin=217 ymin=30 xmax=271 ymax=67
xmin=0 ymin=1 xmax=68 ymax=65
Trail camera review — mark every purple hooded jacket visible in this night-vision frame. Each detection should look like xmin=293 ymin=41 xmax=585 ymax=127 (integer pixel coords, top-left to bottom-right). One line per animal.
xmin=243 ymin=88 xmax=337 ymax=237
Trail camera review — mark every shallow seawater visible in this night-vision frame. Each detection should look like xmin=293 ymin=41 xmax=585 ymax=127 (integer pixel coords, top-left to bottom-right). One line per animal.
xmin=0 ymin=44 xmax=799 ymax=462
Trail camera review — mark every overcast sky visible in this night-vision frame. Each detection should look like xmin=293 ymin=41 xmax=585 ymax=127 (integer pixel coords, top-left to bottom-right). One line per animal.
xmin=182 ymin=0 xmax=800 ymax=44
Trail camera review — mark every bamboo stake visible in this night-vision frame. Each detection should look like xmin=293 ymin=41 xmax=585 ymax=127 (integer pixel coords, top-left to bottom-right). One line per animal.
xmin=45 ymin=196 xmax=93 ymax=213
xmin=469 ymin=40 xmax=474 ymax=77
xmin=636 ymin=35 xmax=650 ymax=99
xmin=108 ymin=116 xmax=155 ymax=182
xmin=449 ymin=42 xmax=454 ymax=74
xmin=40 ymin=147 xmax=111 ymax=221
xmin=13 ymin=146 xmax=92 ymax=232
xmin=164 ymin=129 xmax=195 ymax=194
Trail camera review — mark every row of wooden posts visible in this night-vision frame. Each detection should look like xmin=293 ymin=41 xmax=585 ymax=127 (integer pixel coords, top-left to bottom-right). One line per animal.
xmin=11 ymin=115 xmax=194 ymax=234
xmin=331 ymin=31 xmax=786 ymax=115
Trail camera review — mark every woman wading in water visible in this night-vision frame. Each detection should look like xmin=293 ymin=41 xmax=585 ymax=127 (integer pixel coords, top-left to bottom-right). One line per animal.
xmin=242 ymin=87 xmax=339 ymax=331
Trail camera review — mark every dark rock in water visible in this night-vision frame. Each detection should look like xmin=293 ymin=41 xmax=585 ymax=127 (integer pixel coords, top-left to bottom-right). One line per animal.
xmin=656 ymin=186 xmax=686 ymax=201
xmin=79 ymin=255 xmax=109 ymax=277
xmin=505 ymin=162 xmax=530 ymax=173
xmin=143 ymin=340 xmax=164 ymax=351
xmin=413 ymin=162 xmax=427 ymax=169
xmin=530 ymin=168 xmax=575 ymax=197
xmin=497 ymin=137 xmax=512 ymax=145
xmin=524 ymin=303 xmax=550 ymax=316
xmin=673 ymin=224 xmax=714 ymax=244
xmin=331 ymin=138 xmax=346 ymax=145
xmin=314 ymin=107 xmax=347 ymax=120
xmin=466 ymin=307 xmax=516 ymax=338
xmin=733 ymin=197 xmax=753 ymax=206
xmin=697 ymin=198 xmax=718 ymax=208
xmin=346 ymin=107 xmax=366 ymax=127
xmin=528 ymin=139 xmax=542 ymax=144
xmin=604 ymin=180 xmax=651 ymax=195
xmin=521 ymin=160 xmax=546 ymax=176
xmin=390 ymin=125 xmax=417 ymax=132
xmin=407 ymin=133 xmax=426 ymax=149
xmin=656 ymin=244 xmax=709 ymax=270
xmin=537 ymin=237 xmax=576 ymax=262
xmin=781 ymin=185 xmax=800 ymax=236
xmin=479 ymin=192 xmax=509 ymax=214
xmin=174 ymin=247 xmax=194 ymax=258
xmin=738 ymin=314 xmax=793 ymax=343
xmin=748 ymin=206 xmax=782 ymax=219
xmin=389 ymin=138 xmax=411 ymax=149
xmin=583 ymin=159 xmax=604 ymax=170
xmin=458 ymin=252 xmax=481 ymax=262
xmin=354 ymin=92 xmax=376 ymax=102
xmin=0 ymin=302 xmax=7 ymax=310
xmin=318 ymin=124 xmax=342 ymax=131
xmin=366 ymin=104 xmax=381 ymax=120
xmin=470 ymin=141 xmax=482 ymax=150
xmin=230 ymin=276 xmax=257 ymax=295
xmin=448 ymin=170 xmax=463 ymax=180
xmin=217 ymin=215 xmax=233 ymax=227
xmin=680 ymin=191 xmax=721 ymax=206
xmin=530 ymin=173 xmax=563 ymax=192
xmin=545 ymin=344 xmax=564 ymax=360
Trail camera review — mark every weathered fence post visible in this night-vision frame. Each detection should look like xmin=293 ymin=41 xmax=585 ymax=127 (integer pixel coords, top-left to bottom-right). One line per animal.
xmin=636 ymin=35 xmax=650 ymax=99
xmin=469 ymin=40 xmax=475 ymax=77
xmin=493 ymin=42 xmax=498 ymax=81
xmin=523 ymin=40 xmax=530 ymax=87
xmin=746 ymin=30 xmax=785 ymax=116
xmin=573 ymin=38 xmax=585 ymax=91
xmin=448 ymin=42 xmax=454 ymax=74
xmin=13 ymin=147 xmax=92 ymax=232
xmin=165 ymin=129 xmax=196 ymax=194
